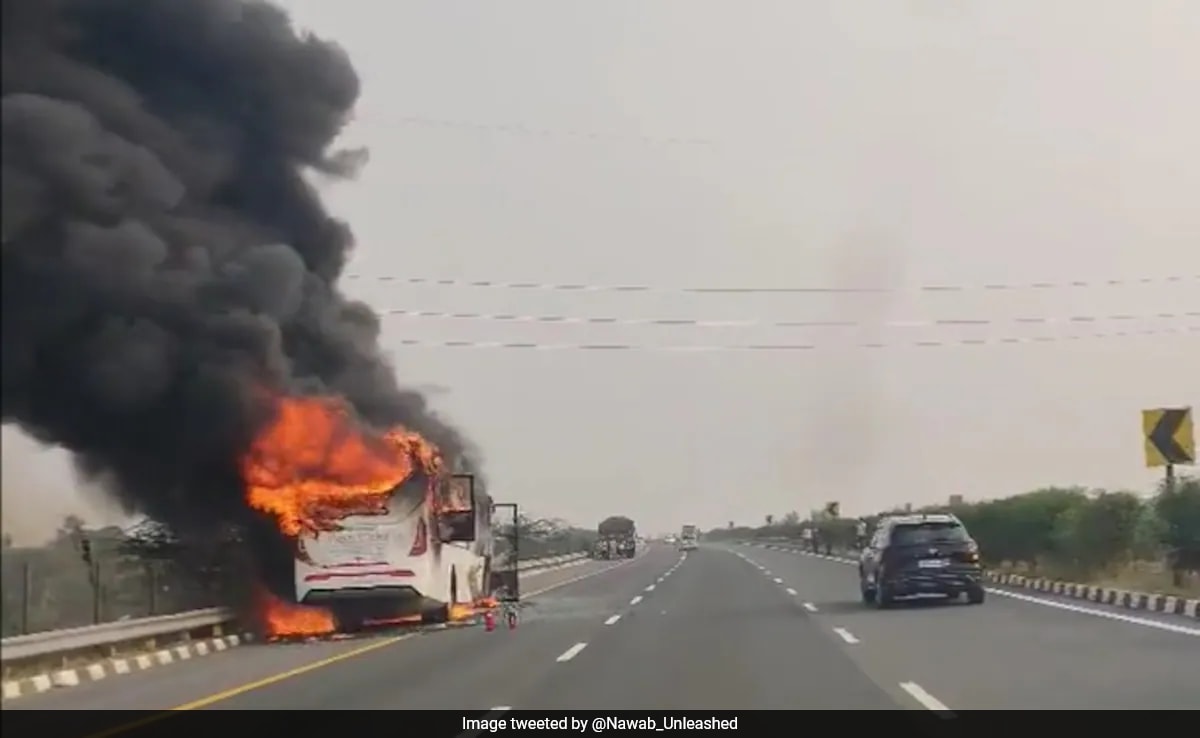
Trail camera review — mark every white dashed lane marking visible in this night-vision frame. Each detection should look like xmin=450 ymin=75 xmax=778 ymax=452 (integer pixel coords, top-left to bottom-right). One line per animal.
xmin=630 ymin=595 xmax=643 ymax=606
xmin=604 ymin=614 xmax=621 ymax=626
xmin=802 ymin=602 xmax=818 ymax=612
xmin=900 ymin=682 xmax=952 ymax=712
xmin=556 ymin=643 xmax=588 ymax=662
xmin=785 ymin=587 xmax=798 ymax=596
xmin=833 ymin=627 xmax=860 ymax=644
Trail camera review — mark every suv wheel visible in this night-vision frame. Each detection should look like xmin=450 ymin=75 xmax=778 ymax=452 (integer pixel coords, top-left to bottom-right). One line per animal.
xmin=859 ymin=568 xmax=877 ymax=605
xmin=875 ymin=570 xmax=894 ymax=609
xmin=860 ymin=583 xmax=876 ymax=605
xmin=966 ymin=585 xmax=985 ymax=605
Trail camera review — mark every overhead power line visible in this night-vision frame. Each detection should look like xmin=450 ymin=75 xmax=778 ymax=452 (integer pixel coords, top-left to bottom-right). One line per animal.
xmin=346 ymin=273 xmax=1200 ymax=295
xmin=382 ymin=307 xmax=1200 ymax=330
xmin=376 ymin=115 xmax=713 ymax=146
xmin=389 ymin=325 xmax=1197 ymax=353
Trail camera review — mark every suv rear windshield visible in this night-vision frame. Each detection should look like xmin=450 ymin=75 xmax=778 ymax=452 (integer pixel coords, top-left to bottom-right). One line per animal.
xmin=890 ymin=522 xmax=969 ymax=546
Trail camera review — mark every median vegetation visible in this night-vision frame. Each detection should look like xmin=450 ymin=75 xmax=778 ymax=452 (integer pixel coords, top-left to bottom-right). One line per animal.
xmin=705 ymin=475 xmax=1200 ymax=597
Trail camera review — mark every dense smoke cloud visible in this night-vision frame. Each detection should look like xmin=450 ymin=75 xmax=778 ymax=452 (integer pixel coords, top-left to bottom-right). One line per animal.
xmin=1 ymin=0 xmax=483 ymax=537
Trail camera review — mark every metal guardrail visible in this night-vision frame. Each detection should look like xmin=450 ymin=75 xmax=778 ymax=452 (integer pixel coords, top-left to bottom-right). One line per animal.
xmin=1 ymin=607 xmax=231 ymax=665
xmin=0 ymin=552 xmax=587 ymax=669
xmin=741 ymin=536 xmax=858 ymax=556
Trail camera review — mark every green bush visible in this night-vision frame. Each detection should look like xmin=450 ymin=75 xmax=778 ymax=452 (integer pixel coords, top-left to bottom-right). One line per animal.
xmin=707 ymin=475 xmax=1200 ymax=590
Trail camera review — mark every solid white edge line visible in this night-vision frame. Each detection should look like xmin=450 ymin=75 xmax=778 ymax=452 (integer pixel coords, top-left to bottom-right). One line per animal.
xmin=899 ymin=681 xmax=952 ymax=712
xmin=522 ymin=557 xmax=639 ymax=598
xmin=761 ymin=545 xmax=1200 ymax=636
xmin=986 ymin=587 xmax=1200 ymax=637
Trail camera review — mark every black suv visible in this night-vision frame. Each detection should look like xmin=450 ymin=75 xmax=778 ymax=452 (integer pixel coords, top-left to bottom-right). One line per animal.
xmin=858 ymin=513 xmax=985 ymax=608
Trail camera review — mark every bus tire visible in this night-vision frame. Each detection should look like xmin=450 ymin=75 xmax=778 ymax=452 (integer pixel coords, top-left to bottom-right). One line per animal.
xmin=333 ymin=608 xmax=366 ymax=633
xmin=422 ymin=604 xmax=449 ymax=625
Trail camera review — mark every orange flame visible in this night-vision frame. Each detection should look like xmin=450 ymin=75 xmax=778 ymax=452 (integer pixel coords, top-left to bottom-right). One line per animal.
xmin=363 ymin=614 xmax=422 ymax=627
xmin=242 ymin=395 xmax=441 ymax=539
xmin=449 ymin=597 xmax=501 ymax=622
xmin=449 ymin=603 xmax=476 ymax=621
xmin=256 ymin=588 xmax=336 ymax=640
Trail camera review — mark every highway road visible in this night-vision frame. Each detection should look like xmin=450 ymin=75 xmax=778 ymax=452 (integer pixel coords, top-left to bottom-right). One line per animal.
xmin=8 ymin=543 xmax=1198 ymax=715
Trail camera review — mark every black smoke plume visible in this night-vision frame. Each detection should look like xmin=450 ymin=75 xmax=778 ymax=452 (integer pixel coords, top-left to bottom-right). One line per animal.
xmin=1 ymin=0 xmax=483 ymax=592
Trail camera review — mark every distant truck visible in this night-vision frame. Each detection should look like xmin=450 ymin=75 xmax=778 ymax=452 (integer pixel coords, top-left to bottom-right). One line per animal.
xmin=593 ymin=516 xmax=637 ymax=560
xmin=678 ymin=524 xmax=698 ymax=551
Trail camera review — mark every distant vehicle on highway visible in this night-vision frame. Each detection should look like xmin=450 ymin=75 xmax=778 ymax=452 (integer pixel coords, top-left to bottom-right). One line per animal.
xmin=857 ymin=513 xmax=984 ymax=608
xmin=593 ymin=516 xmax=638 ymax=560
xmin=678 ymin=524 xmax=698 ymax=551
xmin=293 ymin=473 xmax=491 ymax=630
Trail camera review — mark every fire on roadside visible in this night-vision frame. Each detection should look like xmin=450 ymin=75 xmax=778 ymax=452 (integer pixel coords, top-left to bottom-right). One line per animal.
xmin=449 ymin=596 xmax=500 ymax=622
xmin=240 ymin=394 xmax=442 ymax=640
xmin=366 ymin=595 xmax=499 ymax=629
xmin=255 ymin=587 xmax=336 ymax=640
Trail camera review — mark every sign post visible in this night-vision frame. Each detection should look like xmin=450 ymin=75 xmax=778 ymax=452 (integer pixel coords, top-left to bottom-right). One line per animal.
xmin=1142 ymin=407 xmax=1195 ymax=492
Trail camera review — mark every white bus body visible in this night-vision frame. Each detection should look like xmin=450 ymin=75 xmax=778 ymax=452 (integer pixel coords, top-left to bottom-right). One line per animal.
xmin=293 ymin=474 xmax=490 ymax=627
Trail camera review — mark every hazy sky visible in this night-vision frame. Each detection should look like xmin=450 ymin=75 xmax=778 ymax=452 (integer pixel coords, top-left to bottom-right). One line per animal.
xmin=4 ymin=0 xmax=1198 ymax=542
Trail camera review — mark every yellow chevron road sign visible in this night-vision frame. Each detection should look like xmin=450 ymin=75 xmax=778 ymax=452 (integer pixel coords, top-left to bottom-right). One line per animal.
xmin=1142 ymin=407 xmax=1194 ymax=467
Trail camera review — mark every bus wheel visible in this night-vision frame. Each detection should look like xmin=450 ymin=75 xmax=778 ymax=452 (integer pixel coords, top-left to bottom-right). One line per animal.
xmin=333 ymin=608 xmax=366 ymax=633
xmin=422 ymin=604 xmax=449 ymax=625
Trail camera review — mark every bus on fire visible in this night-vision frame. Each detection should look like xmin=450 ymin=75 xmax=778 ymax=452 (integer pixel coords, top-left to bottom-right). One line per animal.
xmin=291 ymin=472 xmax=494 ymax=630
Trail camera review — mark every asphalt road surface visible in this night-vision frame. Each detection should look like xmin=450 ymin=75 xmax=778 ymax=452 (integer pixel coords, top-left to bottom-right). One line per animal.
xmin=9 ymin=543 xmax=1199 ymax=715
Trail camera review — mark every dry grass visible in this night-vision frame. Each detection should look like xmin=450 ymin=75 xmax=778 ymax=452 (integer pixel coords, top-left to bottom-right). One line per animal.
xmin=992 ymin=559 xmax=1200 ymax=598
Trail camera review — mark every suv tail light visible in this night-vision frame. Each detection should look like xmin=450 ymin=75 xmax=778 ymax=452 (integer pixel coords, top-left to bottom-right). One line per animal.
xmin=409 ymin=517 xmax=428 ymax=556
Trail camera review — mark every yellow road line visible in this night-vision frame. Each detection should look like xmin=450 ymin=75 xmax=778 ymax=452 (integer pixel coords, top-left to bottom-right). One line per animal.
xmin=80 ymin=634 xmax=411 ymax=738
xmin=171 ymin=633 xmax=413 ymax=710
xmin=84 ymin=553 xmax=650 ymax=736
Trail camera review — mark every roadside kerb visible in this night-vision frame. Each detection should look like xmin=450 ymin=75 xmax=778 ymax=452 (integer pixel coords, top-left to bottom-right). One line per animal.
xmin=1 ymin=552 xmax=587 ymax=700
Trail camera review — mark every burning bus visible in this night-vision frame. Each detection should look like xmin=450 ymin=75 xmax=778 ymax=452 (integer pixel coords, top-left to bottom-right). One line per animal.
xmin=242 ymin=395 xmax=500 ymax=637
xmin=291 ymin=471 xmax=489 ymax=630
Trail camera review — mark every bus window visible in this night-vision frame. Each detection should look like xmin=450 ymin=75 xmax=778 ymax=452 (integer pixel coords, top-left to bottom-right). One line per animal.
xmin=437 ymin=474 xmax=477 ymax=542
